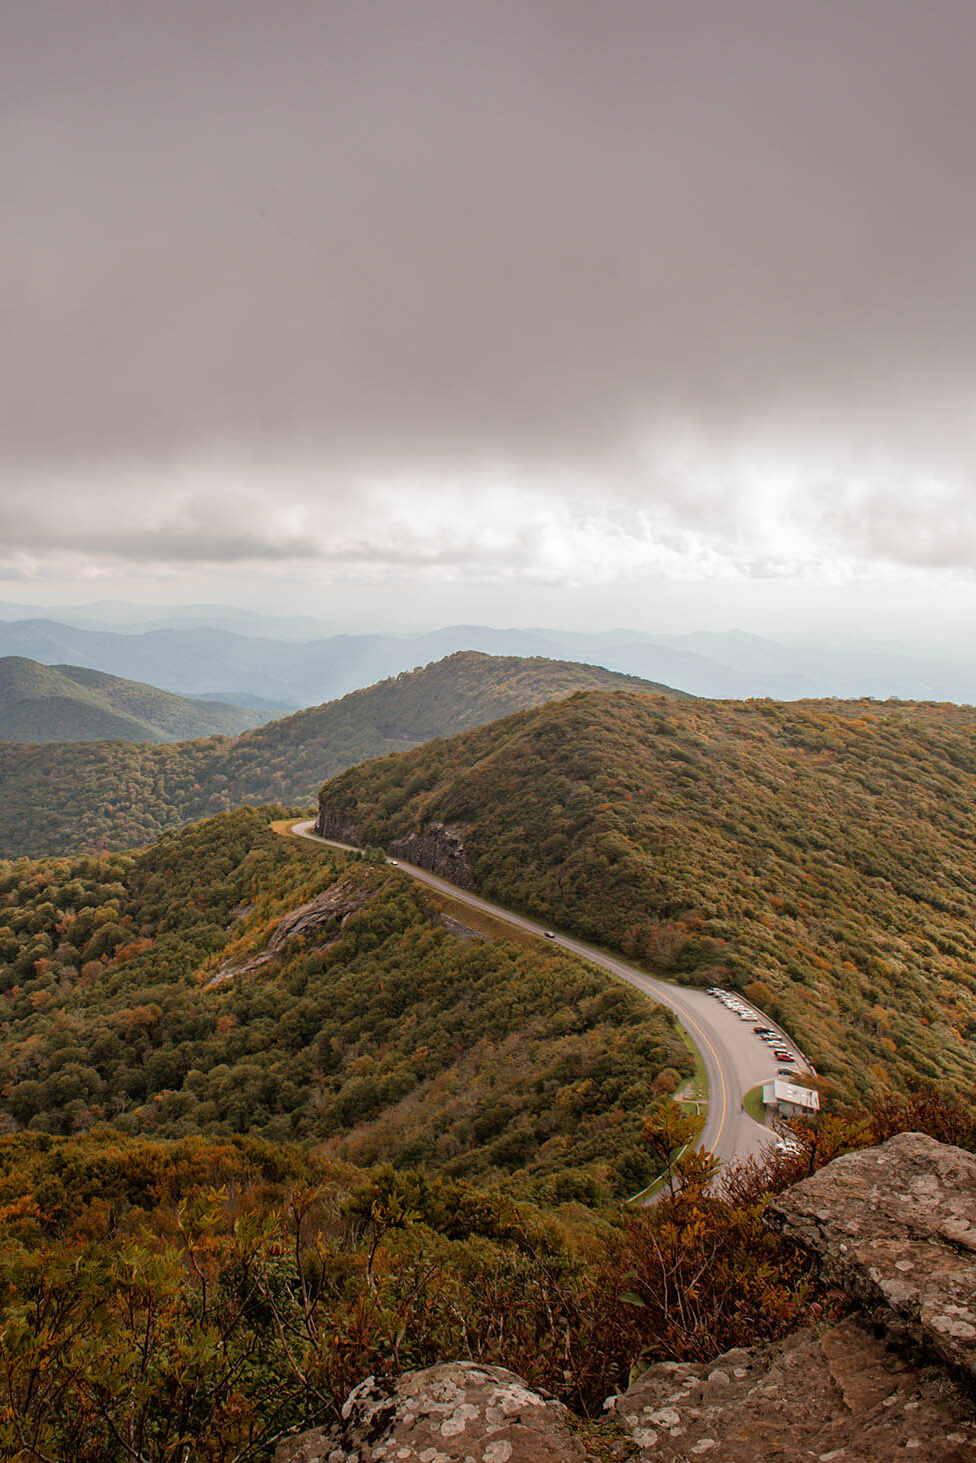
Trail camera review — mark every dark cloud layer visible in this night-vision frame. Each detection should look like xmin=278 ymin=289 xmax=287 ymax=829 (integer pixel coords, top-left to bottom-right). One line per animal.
xmin=5 ymin=0 xmax=976 ymax=469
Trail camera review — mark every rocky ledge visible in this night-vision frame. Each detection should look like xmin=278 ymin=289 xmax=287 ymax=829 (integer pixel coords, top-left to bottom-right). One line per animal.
xmin=277 ymin=1133 xmax=976 ymax=1462
xmin=608 ymin=1317 xmax=975 ymax=1461
xmin=205 ymin=877 xmax=371 ymax=987
xmin=767 ymin=1130 xmax=976 ymax=1382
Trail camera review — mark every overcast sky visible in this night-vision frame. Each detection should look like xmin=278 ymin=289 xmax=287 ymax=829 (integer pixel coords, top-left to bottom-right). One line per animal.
xmin=4 ymin=1 xmax=976 ymax=639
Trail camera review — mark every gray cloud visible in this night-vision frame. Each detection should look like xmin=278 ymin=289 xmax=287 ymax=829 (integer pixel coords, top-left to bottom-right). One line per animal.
xmin=5 ymin=0 xmax=976 ymax=614
xmin=5 ymin=1 xmax=976 ymax=466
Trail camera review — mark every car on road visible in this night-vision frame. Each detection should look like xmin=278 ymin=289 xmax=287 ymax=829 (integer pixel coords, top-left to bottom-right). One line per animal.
xmin=775 ymin=1135 xmax=803 ymax=1155
xmin=544 ymin=931 xmax=556 ymax=939
xmin=387 ymin=859 xmax=399 ymax=866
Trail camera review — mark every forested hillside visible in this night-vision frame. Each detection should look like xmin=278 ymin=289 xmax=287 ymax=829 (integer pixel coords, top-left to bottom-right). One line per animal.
xmin=0 ymin=652 xmax=680 ymax=857
xmin=318 ymin=691 xmax=976 ymax=1106
xmin=0 ymin=807 xmax=689 ymax=1203
xmin=0 ymin=740 xmax=971 ymax=1457
xmin=0 ymin=656 xmax=262 ymax=742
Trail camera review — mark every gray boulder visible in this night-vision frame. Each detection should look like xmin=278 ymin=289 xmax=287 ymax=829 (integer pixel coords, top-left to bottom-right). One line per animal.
xmin=275 ymin=1361 xmax=588 ymax=1463
xmin=768 ymin=1130 xmax=976 ymax=1381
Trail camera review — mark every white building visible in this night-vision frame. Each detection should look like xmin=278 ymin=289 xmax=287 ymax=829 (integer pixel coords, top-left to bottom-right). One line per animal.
xmin=762 ymin=1078 xmax=820 ymax=1119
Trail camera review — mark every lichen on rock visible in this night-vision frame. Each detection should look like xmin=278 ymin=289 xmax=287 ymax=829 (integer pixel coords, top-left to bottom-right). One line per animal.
xmin=606 ymin=1319 xmax=976 ymax=1461
xmin=274 ymin=1362 xmax=587 ymax=1463
xmin=767 ymin=1130 xmax=976 ymax=1384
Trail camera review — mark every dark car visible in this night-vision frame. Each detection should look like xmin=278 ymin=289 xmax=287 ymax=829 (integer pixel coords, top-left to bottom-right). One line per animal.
xmin=776 ymin=1068 xmax=796 ymax=1078
xmin=753 ymin=1026 xmax=774 ymax=1035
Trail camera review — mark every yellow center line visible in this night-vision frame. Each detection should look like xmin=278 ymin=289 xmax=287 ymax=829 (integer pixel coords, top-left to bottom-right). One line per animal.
xmin=672 ymin=1004 xmax=729 ymax=1153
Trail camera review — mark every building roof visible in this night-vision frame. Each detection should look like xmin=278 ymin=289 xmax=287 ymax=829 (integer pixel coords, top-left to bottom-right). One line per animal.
xmin=762 ymin=1079 xmax=820 ymax=1112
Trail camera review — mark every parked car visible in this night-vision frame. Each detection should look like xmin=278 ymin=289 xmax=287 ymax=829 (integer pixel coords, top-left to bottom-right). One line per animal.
xmin=776 ymin=1068 xmax=796 ymax=1078
xmin=754 ymin=1026 xmax=774 ymax=1035
xmin=773 ymin=1049 xmax=795 ymax=1062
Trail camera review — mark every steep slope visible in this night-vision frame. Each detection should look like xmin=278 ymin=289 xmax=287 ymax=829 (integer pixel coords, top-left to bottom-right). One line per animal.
xmin=0 ymin=652 xmax=682 ymax=857
xmin=0 ymin=656 xmax=263 ymax=742
xmin=0 ymin=806 xmax=689 ymax=1202
xmin=316 ymin=690 xmax=976 ymax=1106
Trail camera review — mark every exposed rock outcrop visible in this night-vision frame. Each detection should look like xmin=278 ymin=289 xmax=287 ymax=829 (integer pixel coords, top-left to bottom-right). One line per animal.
xmin=607 ymin=1319 xmax=976 ymax=1461
xmin=274 ymin=1362 xmax=587 ymax=1463
xmin=205 ymin=877 xmax=371 ymax=987
xmin=314 ymin=808 xmax=362 ymax=845
xmin=388 ymin=822 xmax=475 ymax=889
xmin=314 ymin=806 xmax=476 ymax=889
xmin=264 ymin=878 xmax=373 ymax=953
xmin=768 ymin=1131 xmax=976 ymax=1384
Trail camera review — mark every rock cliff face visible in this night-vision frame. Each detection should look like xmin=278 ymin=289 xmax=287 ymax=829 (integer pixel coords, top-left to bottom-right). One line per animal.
xmin=387 ymin=822 xmax=475 ymax=889
xmin=313 ymin=808 xmax=362 ymax=845
xmin=313 ymin=809 xmax=476 ymax=890
xmin=277 ymin=1133 xmax=976 ymax=1463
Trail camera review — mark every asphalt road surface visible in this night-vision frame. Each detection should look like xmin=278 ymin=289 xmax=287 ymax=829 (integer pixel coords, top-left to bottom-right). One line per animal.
xmin=287 ymin=821 xmax=811 ymax=1169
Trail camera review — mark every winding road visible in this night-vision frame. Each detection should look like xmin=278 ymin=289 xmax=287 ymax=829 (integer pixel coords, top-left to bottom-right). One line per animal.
xmin=286 ymin=820 xmax=807 ymax=1169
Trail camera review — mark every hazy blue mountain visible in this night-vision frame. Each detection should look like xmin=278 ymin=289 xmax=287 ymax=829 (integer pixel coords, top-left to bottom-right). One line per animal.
xmin=0 ymin=615 xmax=971 ymax=706
xmin=0 ymin=601 xmax=340 ymax=638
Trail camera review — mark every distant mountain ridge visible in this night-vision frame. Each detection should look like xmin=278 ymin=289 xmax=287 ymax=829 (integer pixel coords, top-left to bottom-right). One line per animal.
xmin=0 ymin=615 xmax=971 ymax=705
xmin=0 ymin=650 xmax=683 ymax=856
xmin=0 ymin=657 xmax=264 ymax=743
